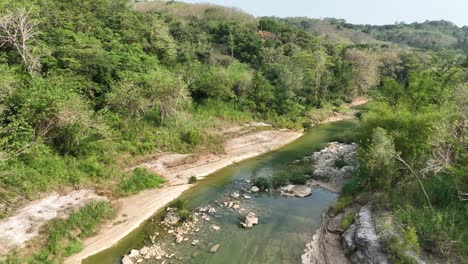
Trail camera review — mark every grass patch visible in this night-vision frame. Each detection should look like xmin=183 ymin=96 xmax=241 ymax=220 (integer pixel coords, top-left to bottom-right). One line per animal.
xmin=2 ymin=201 xmax=115 ymax=263
xmin=341 ymin=212 xmax=355 ymax=230
xmin=330 ymin=196 xmax=353 ymax=215
xmin=119 ymin=167 xmax=166 ymax=195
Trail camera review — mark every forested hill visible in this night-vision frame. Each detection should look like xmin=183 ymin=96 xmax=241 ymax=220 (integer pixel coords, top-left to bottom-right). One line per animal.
xmin=283 ymin=17 xmax=468 ymax=52
xmin=0 ymin=0 xmax=466 ymax=262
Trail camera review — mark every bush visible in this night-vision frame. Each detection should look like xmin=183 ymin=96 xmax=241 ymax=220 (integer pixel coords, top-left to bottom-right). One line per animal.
xmin=395 ymin=205 xmax=466 ymax=258
xmin=341 ymin=167 xmax=368 ymax=196
xmin=252 ymin=176 xmax=271 ymax=190
xmin=170 ymin=199 xmax=188 ymax=210
xmin=333 ymin=99 xmax=344 ymax=107
xmin=180 ymin=128 xmax=201 ymax=147
xmin=177 ymin=209 xmax=192 ymax=222
xmin=289 ymin=173 xmax=307 ymax=185
xmin=188 ymin=176 xmax=197 ymax=184
xmin=272 ymin=174 xmax=288 ymax=188
xmin=119 ymin=168 xmax=166 ymax=194
xmin=334 ymin=155 xmax=348 ymax=169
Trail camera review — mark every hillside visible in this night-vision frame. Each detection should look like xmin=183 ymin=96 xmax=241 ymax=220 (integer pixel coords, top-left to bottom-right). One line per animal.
xmin=282 ymin=17 xmax=468 ymax=51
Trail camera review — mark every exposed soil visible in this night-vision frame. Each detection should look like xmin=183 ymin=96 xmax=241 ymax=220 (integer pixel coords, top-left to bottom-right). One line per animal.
xmin=0 ymin=190 xmax=106 ymax=255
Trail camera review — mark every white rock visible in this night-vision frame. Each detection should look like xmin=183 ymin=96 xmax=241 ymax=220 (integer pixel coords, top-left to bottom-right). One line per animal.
xmin=211 ymin=225 xmax=221 ymax=231
xmin=122 ymin=255 xmax=134 ymax=264
xmin=250 ymin=186 xmax=260 ymax=192
xmin=210 ymin=244 xmax=220 ymax=252
xmin=129 ymin=249 xmax=140 ymax=258
xmin=163 ymin=211 xmax=180 ymax=225
xmin=231 ymin=192 xmax=240 ymax=198
xmin=241 ymin=212 xmax=258 ymax=228
xmin=140 ymin=246 xmax=149 ymax=256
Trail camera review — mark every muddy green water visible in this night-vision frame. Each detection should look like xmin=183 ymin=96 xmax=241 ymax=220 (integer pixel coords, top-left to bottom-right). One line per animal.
xmin=84 ymin=120 xmax=357 ymax=264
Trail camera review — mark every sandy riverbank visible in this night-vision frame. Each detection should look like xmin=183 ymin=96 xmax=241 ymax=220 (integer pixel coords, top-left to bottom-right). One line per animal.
xmin=65 ymin=129 xmax=302 ymax=264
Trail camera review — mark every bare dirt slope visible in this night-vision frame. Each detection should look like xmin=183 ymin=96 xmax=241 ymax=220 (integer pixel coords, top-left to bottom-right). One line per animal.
xmin=0 ymin=190 xmax=106 ymax=255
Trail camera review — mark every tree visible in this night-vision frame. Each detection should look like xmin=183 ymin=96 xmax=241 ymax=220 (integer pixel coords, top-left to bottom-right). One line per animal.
xmin=0 ymin=8 xmax=40 ymax=73
xmin=378 ymin=78 xmax=404 ymax=107
xmin=143 ymin=70 xmax=190 ymax=126
xmin=344 ymin=48 xmax=380 ymax=97
xmin=363 ymin=127 xmax=397 ymax=190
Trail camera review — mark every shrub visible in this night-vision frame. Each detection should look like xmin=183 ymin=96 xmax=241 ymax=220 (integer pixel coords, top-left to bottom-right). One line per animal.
xmin=188 ymin=176 xmax=197 ymax=184
xmin=180 ymin=128 xmax=201 ymax=147
xmin=333 ymin=99 xmax=343 ymax=107
xmin=289 ymin=173 xmax=307 ymax=185
xmin=334 ymin=155 xmax=348 ymax=169
xmin=177 ymin=209 xmax=192 ymax=222
xmin=395 ymin=205 xmax=466 ymax=258
xmin=341 ymin=167 xmax=368 ymax=196
xmin=252 ymin=176 xmax=271 ymax=190
xmin=119 ymin=168 xmax=166 ymax=194
xmin=170 ymin=199 xmax=188 ymax=210
xmin=272 ymin=174 xmax=288 ymax=188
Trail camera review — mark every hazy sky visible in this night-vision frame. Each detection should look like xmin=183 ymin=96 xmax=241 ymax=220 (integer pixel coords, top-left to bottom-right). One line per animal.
xmin=183 ymin=0 xmax=467 ymax=26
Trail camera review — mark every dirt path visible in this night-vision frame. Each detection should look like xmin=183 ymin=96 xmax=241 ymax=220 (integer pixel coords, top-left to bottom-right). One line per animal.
xmin=65 ymin=129 xmax=302 ymax=264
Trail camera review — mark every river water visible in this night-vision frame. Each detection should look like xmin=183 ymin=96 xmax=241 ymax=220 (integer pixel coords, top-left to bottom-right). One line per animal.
xmin=84 ymin=120 xmax=357 ymax=264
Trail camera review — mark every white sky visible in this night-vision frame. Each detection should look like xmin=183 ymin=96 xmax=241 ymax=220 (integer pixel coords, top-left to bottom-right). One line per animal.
xmin=183 ymin=0 xmax=468 ymax=27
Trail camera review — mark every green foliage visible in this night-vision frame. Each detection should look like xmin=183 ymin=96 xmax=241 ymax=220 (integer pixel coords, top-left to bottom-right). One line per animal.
xmin=341 ymin=212 xmax=355 ymax=230
xmin=12 ymin=201 xmax=115 ymax=263
xmin=334 ymin=155 xmax=348 ymax=169
xmin=341 ymin=167 xmax=368 ymax=196
xmin=330 ymin=196 xmax=353 ymax=215
xmin=395 ymin=205 xmax=466 ymax=258
xmin=180 ymin=128 xmax=201 ymax=148
xmin=188 ymin=176 xmax=197 ymax=184
xmin=252 ymin=176 xmax=271 ymax=190
xmin=119 ymin=168 xmax=166 ymax=194
xmin=170 ymin=199 xmax=188 ymax=211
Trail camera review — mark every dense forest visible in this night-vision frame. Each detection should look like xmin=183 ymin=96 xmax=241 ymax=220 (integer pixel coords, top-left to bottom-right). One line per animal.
xmin=0 ymin=0 xmax=466 ymax=263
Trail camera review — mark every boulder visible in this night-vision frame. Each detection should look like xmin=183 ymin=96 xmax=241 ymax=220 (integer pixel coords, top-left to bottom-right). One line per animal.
xmin=241 ymin=212 xmax=258 ymax=228
xmin=122 ymin=255 xmax=134 ymax=264
xmin=175 ymin=234 xmax=184 ymax=243
xmin=279 ymin=185 xmax=312 ymax=197
xmin=210 ymin=244 xmax=220 ymax=253
xmin=128 ymin=249 xmax=140 ymax=258
xmin=250 ymin=186 xmax=260 ymax=192
xmin=139 ymin=246 xmax=149 ymax=256
xmin=164 ymin=211 xmax=180 ymax=225
xmin=231 ymin=192 xmax=240 ymax=198
xmin=342 ymin=206 xmax=389 ymax=264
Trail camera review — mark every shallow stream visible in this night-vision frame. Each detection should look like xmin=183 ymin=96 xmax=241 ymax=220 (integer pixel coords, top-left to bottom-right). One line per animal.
xmin=84 ymin=120 xmax=357 ymax=264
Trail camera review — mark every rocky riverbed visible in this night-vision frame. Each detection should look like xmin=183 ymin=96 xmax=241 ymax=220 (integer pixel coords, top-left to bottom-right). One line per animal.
xmin=121 ymin=179 xmax=266 ymax=264
xmin=300 ymin=143 xmax=427 ymax=264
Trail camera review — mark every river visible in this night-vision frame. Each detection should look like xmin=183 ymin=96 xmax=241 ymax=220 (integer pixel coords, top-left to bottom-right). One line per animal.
xmin=84 ymin=120 xmax=357 ymax=264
